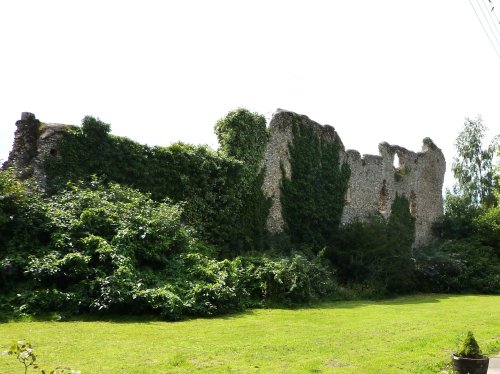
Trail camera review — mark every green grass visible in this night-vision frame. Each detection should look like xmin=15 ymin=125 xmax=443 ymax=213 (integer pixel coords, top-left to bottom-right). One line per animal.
xmin=1 ymin=294 xmax=499 ymax=373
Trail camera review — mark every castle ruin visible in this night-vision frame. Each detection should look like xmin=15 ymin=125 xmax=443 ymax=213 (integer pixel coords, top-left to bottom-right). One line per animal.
xmin=261 ymin=110 xmax=445 ymax=247
xmin=4 ymin=110 xmax=446 ymax=247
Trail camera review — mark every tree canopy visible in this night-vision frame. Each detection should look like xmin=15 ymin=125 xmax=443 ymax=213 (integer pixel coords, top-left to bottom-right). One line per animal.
xmin=452 ymin=116 xmax=498 ymax=207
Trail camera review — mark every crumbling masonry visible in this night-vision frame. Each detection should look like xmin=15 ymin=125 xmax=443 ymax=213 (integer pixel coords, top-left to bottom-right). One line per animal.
xmin=262 ymin=110 xmax=445 ymax=247
xmin=4 ymin=111 xmax=446 ymax=246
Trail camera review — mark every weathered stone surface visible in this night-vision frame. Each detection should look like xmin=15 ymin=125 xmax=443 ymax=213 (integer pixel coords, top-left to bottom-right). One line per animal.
xmin=2 ymin=113 xmax=67 ymax=187
xmin=261 ymin=109 xmax=344 ymax=233
xmin=261 ymin=109 xmax=445 ymax=246
xmin=343 ymin=139 xmax=445 ymax=246
xmin=3 ymin=110 xmax=445 ymax=246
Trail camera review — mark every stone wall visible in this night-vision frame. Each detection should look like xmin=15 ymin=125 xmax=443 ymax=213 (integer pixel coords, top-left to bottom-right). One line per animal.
xmin=3 ymin=110 xmax=446 ymax=246
xmin=3 ymin=112 xmax=67 ymax=187
xmin=262 ymin=109 xmax=445 ymax=246
xmin=261 ymin=109 xmax=345 ymax=233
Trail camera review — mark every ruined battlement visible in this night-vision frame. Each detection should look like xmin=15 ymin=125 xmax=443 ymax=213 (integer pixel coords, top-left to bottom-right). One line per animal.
xmin=3 ymin=112 xmax=67 ymax=185
xmin=3 ymin=110 xmax=446 ymax=246
xmin=262 ymin=110 xmax=445 ymax=247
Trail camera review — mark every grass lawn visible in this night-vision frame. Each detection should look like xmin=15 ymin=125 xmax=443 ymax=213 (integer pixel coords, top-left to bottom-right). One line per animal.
xmin=1 ymin=294 xmax=499 ymax=373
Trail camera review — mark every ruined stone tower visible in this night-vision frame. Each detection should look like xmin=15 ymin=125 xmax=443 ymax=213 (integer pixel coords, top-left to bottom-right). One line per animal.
xmin=262 ymin=109 xmax=446 ymax=247
xmin=3 ymin=112 xmax=66 ymax=187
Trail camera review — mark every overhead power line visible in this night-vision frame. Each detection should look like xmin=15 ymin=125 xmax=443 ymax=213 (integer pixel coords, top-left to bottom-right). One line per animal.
xmin=476 ymin=0 xmax=500 ymax=45
xmin=479 ymin=0 xmax=500 ymax=36
xmin=468 ymin=0 xmax=500 ymax=59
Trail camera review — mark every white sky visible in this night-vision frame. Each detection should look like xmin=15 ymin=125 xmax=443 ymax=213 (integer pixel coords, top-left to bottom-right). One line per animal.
xmin=1 ymin=0 xmax=499 ymax=190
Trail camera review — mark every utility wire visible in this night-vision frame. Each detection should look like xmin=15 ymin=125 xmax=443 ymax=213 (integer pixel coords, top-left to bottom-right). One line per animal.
xmin=475 ymin=0 xmax=500 ymax=46
xmin=468 ymin=0 xmax=500 ymax=59
xmin=483 ymin=0 xmax=500 ymax=29
xmin=480 ymin=0 xmax=500 ymax=36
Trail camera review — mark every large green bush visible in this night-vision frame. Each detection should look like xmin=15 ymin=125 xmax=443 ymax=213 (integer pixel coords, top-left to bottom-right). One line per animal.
xmin=0 ymin=170 xmax=50 ymax=295
xmin=44 ymin=117 xmax=244 ymax=249
xmin=0 ymin=175 xmax=338 ymax=319
xmin=329 ymin=194 xmax=416 ymax=294
xmin=473 ymin=206 xmax=500 ymax=252
xmin=426 ymin=174 xmax=500 ymax=294
xmin=414 ymin=239 xmax=500 ymax=294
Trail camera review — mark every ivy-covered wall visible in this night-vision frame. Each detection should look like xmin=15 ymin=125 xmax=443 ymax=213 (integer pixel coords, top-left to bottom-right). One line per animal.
xmin=261 ymin=109 xmax=445 ymax=247
xmin=35 ymin=110 xmax=274 ymax=253
xmin=4 ymin=109 xmax=445 ymax=250
xmin=214 ymin=109 xmax=272 ymax=251
xmin=280 ymin=114 xmax=350 ymax=247
xmin=43 ymin=116 xmax=245 ymax=249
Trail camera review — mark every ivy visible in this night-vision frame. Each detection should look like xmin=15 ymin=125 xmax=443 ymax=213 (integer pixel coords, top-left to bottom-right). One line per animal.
xmin=280 ymin=115 xmax=351 ymax=248
xmin=44 ymin=116 xmax=244 ymax=249
xmin=215 ymin=108 xmax=272 ymax=252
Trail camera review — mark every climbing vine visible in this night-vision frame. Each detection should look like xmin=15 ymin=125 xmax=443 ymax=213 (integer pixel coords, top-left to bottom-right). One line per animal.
xmin=280 ymin=115 xmax=351 ymax=248
xmin=215 ymin=108 xmax=272 ymax=251
xmin=44 ymin=116 xmax=243 ymax=249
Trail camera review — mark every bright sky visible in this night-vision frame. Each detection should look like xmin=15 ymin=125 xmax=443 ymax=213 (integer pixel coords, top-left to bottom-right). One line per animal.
xmin=1 ymin=0 xmax=499 ymax=190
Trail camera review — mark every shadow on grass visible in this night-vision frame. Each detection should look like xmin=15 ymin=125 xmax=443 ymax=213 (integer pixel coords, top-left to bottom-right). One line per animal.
xmin=0 ymin=308 xmax=259 ymax=325
xmin=258 ymin=293 xmax=457 ymax=313
xmin=1 ymin=294 xmax=494 ymax=324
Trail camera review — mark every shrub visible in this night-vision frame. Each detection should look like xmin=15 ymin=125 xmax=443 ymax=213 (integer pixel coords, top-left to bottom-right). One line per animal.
xmin=242 ymin=253 xmax=337 ymax=305
xmin=0 ymin=170 xmax=50 ymax=293
xmin=1 ymin=175 xmax=339 ymax=320
xmin=456 ymin=331 xmax=483 ymax=359
xmin=414 ymin=239 xmax=500 ymax=293
xmin=473 ymin=206 xmax=500 ymax=252
xmin=2 ymin=340 xmax=80 ymax=374
xmin=330 ymin=194 xmax=415 ymax=295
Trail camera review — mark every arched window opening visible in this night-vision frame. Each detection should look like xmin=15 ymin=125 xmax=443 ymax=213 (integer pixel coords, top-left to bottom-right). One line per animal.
xmin=393 ymin=153 xmax=400 ymax=169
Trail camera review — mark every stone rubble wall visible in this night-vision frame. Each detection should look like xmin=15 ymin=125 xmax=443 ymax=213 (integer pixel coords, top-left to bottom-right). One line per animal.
xmin=262 ymin=109 xmax=446 ymax=246
xmin=3 ymin=112 xmax=67 ymax=187
xmin=261 ymin=109 xmax=344 ymax=233
xmin=3 ymin=110 xmax=446 ymax=246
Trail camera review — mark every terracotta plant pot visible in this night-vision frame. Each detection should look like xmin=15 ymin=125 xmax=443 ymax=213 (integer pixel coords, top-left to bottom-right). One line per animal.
xmin=451 ymin=354 xmax=489 ymax=374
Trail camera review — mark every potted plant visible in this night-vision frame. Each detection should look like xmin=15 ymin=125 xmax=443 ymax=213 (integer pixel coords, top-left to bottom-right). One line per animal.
xmin=451 ymin=331 xmax=489 ymax=374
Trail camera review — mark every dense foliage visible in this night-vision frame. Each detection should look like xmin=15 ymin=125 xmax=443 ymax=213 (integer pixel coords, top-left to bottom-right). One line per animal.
xmin=415 ymin=120 xmax=500 ymax=294
xmin=2 ymin=110 xmax=499 ymax=321
xmin=330 ymin=194 xmax=416 ymax=294
xmin=0 ymin=173 xmax=335 ymax=319
xmin=452 ymin=116 xmax=498 ymax=207
xmin=214 ymin=108 xmax=272 ymax=251
xmin=281 ymin=115 xmax=350 ymax=248
xmin=44 ymin=112 xmax=273 ymax=254
xmin=44 ymin=116 xmax=243 ymax=249
xmin=416 ymin=191 xmax=500 ymax=293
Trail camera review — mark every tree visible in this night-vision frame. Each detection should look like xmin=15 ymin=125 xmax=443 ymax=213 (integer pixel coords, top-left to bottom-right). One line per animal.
xmin=452 ymin=116 xmax=498 ymax=207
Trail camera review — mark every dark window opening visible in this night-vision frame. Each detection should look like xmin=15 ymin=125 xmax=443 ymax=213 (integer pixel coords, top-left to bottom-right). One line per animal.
xmin=378 ymin=180 xmax=388 ymax=214
xmin=409 ymin=190 xmax=417 ymax=216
